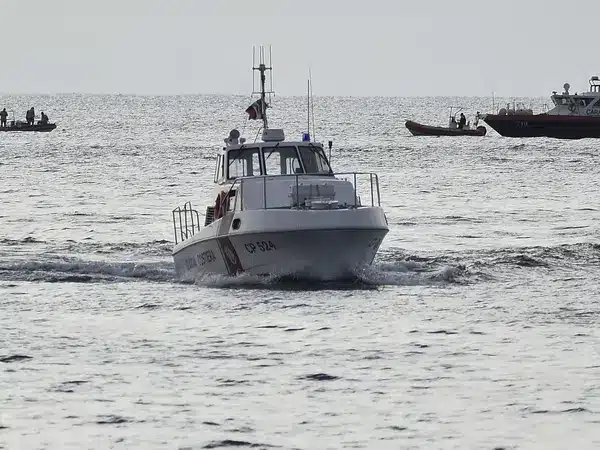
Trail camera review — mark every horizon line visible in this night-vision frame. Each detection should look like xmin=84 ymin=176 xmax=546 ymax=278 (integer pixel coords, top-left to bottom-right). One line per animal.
xmin=0 ymin=91 xmax=550 ymax=99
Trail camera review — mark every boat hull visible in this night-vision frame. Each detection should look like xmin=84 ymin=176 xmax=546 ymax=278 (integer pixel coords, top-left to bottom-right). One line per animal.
xmin=405 ymin=120 xmax=487 ymax=137
xmin=173 ymin=206 xmax=389 ymax=281
xmin=482 ymin=114 xmax=600 ymax=139
xmin=0 ymin=123 xmax=57 ymax=132
xmin=173 ymin=228 xmax=388 ymax=281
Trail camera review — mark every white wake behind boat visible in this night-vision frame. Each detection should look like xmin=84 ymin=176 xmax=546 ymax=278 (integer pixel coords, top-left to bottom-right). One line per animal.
xmin=171 ymin=49 xmax=388 ymax=280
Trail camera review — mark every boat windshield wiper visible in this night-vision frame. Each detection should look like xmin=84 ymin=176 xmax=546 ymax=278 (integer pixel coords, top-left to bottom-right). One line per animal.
xmin=306 ymin=142 xmax=333 ymax=175
xmin=227 ymin=144 xmax=246 ymax=170
xmin=264 ymin=142 xmax=280 ymax=162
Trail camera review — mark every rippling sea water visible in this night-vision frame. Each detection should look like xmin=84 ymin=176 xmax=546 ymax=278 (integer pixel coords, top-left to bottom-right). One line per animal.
xmin=1 ymin=94 xmax=599 ymax=449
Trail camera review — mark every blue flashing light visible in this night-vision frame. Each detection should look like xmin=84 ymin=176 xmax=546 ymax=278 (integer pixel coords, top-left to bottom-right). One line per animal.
xmin=302 ymin=132 xmax=310 ymax=142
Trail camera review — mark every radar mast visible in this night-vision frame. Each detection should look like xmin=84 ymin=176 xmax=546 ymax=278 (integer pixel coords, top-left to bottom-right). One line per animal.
xmin=252 ymin=45 xmax=275 ymax=131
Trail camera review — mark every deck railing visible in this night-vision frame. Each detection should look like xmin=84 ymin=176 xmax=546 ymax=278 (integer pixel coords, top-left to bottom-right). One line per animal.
xmin=224 ymin=172 xmax=381 ymax=211
xmin=172 ymin=201 xmax=201 ymax=245
xmin=171 ymin=172 xmax=381 ymax=244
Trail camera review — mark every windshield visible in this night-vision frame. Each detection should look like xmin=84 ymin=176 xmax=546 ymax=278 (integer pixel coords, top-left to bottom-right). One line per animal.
xmin=227 ymin=147 xmax=261 ymax=178
xmin=227 ymin=144 xmax=333 ymax=178
xmin=263 ymin=146 xmax=302 ymax=175
xmin=297 ymin=145 xmax=332 ymax=174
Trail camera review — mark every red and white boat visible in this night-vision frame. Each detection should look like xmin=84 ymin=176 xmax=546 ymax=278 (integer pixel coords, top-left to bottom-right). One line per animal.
xmin=481 ymin=76 xmax=600 ymax=139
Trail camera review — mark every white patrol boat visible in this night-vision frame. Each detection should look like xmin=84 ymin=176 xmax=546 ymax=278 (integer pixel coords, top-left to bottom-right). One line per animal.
xmin=171 ymin=49 xmax=388 ymax=280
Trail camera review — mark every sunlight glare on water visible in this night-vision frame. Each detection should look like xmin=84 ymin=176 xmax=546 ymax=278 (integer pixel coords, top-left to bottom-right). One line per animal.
xmin=1 ymin=94 xmax=599 ymax=449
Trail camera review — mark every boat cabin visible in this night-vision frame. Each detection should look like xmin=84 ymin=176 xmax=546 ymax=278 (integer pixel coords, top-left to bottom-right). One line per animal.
xmin=548 ymin=76 xmax=600 ymax=116
xmin=199 ymin=128 xmax=379 ymax=225
xmin=214 ymin=128 xmax=333 ymax=183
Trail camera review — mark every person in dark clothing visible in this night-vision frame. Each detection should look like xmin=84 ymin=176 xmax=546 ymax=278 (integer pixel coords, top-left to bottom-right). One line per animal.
xmin=26 ymin=107 xmax=35 ymax=126
xmin=458 ymin=112 xmax=466 ymax=129
xmin=40 ymin=112 xmax=49 ymax=124
xmin=0 ymin=108 xmax=7 ymax=127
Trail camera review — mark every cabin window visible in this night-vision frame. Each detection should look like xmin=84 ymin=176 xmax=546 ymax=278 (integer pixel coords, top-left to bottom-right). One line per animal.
xmin=263 ymin=146 xmax=301 ymax=175
xmin=580 ymin=97 xmax=595 ymax=106
xmin=214 ymin=155 xmax=222 ymax=182
xmin=553 ymin=96 xmax=571 ymax=106
xmin=297 ymin=146 xmax=332 ymax=174
xmin=227 ymin=148 xmax=262 ymax=179
xmin=250 ymin=152 xmax=261 ymax=176
xmin=226 ymin=190 xmax=236 ymax=212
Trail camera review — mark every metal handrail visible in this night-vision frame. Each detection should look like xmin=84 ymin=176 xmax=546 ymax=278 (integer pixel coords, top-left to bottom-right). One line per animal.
xmin=219 ymin=172 xmax=381 ymax=211
xmin=171 ymin=172 xmax=382 ymax=244
xmin=172 ymin=201 xmax=201 ymax=244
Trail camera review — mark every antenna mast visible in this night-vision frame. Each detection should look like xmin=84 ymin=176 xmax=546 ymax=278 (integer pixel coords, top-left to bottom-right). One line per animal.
xmin=304 ymin=69 xmax=316 ymax=142
xmin=307 ymin=76 xmax=310 ymax=140
xmin=310 ymin=68 xmax=316 ymax=142
xmin=252 ymin=45 xmax=274 ymax=131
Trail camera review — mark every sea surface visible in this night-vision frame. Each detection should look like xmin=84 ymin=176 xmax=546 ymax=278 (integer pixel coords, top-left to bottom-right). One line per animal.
xmin=1 ymin=94 xmax=599 ymax=449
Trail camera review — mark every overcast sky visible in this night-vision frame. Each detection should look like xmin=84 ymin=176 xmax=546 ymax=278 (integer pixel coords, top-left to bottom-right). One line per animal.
xmin=1 ymin=0 xmax=598 ymax=97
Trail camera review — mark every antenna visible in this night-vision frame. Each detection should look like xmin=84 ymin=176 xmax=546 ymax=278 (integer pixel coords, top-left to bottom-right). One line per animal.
xmin=303 ymin=68 xmax=317 ymax=143
xmin=306 ymin=75 xmax=310 ymax=141
xmin=310 ymin=68 xmax=316 ymax=143
xmin=251 ymin=45 xmax=275 ymax=130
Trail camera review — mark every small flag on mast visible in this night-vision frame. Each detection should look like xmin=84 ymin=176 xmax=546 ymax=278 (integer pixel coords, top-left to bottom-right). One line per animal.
xmin=245 ymin=98 xmax=267 ymax=120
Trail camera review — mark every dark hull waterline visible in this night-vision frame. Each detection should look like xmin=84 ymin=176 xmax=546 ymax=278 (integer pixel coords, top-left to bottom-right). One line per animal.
xmin=482 ymin=114 xmax=600 ymax=139
xmin=405 ymin=120 xmax=487 ymax=137
xmin=0 ymin=123 xmax=57 ymax=133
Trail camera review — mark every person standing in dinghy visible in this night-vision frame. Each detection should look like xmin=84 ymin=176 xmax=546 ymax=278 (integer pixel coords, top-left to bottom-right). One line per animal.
xmin=0 ymin=108 xmax=7 ymax=128
xmin=26 ymin=107 xmax=35 ymax=126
